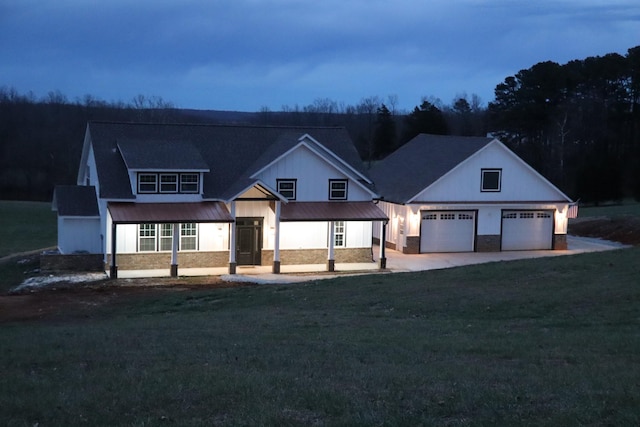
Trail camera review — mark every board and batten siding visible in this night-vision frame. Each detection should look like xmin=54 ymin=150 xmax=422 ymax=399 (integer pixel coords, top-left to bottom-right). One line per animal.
xmin=58 ymin=217 xmax=102 ymax=254
xmin=255 ymin=144 xmax=372 ymax=201
xmin=412 ymin=142 xmax=567 ymax=203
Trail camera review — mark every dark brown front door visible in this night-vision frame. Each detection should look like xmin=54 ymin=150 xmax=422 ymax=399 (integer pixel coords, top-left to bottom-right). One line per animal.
xmin=236 ymin=218 xmax=262 ymax=265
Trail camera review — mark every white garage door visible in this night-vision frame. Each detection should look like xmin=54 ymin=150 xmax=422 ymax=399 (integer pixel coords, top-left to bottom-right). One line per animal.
xmin=501 ymin=210 xmax=553 ymax=251
xmin=420 ymin=211 xmax=475 ymax=253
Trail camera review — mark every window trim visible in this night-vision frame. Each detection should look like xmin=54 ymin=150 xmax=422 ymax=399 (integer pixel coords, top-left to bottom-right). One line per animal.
xmin=138 ymin=223 xmax=199 ymax=252
xmin=179 ymin=173 xmax=200 ymax=193
xmin=334 ymin=221 xmax=346 ymax=247
xmin=159 ymin=173 xmax=179 ymax=193
xmin=138 ymin=173 xmax=158 ymax=193
xmin=138 ymin=223 xmax=157 ymax=252
xmin=329 ymin=179 xmax=348 ymax=200
xmin=481 ymin=169 xmax=502 ymax=192
xmin=277 ymin=179 xmax=297 ymax=200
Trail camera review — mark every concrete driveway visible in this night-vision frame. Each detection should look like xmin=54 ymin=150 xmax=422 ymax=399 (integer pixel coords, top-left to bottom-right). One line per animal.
xmin=115 ymin=235 xmax=627 ymax=283
xmin=212 ymin=235 xmax=628 ymax=284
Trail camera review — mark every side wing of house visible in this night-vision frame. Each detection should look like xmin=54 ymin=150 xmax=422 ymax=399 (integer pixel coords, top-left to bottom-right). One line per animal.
xmin=379 ymin=139 xmax=572 ymax=253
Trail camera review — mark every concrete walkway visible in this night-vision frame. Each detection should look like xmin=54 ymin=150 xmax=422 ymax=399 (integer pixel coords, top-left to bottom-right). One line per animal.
xmin=115 ymin=235 xmax=628 ymax=284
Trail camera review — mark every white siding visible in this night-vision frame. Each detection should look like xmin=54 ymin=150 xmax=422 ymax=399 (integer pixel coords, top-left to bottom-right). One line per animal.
xmin=281 ymin=222 xmax=328 ymax=249
xmin=255 ymin=144 xmax=372 ymax=201
xmin=413 ymin=142 xmax=568 ymax=203
xmin=345 ymin=221 xmax=372 ymax=247
xmin=199 ymin=223 xmax=229 ymax=251
xmin=58 ymin=217 xmax=102 ymax=254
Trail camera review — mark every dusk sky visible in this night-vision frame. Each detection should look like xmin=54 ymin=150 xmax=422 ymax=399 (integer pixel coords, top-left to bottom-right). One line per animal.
xmin=1 ymin=0 xmax=639 ymax=112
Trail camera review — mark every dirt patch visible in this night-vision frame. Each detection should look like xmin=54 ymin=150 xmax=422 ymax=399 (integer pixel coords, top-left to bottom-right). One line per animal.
xmin=0 ymin=278 xmax=252 ymax=324
xmin=568 ymin=216 xmax=640 ymax=246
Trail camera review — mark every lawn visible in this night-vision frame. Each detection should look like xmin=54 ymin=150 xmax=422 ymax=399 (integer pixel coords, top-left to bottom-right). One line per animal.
xmin=577 ymin=199 xmax=640 ymax=218
xmin=0 ymin=200 xmax=56 ymax=258
xmin=1 ymin=247 xmax=639 ymax=426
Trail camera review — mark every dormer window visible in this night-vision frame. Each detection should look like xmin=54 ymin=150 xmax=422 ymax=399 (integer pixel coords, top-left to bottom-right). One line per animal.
xmin=180 ymin=174 xmax=199 ymax=193
xmin=160 ymin=174 xmax=178 ymax=193
xmin=137 ymin=172 xmax=200 ymax=194
xmin=138 ymin=174 xmax=158 ymax=193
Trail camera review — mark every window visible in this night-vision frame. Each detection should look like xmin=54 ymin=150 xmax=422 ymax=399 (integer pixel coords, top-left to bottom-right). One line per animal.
xmin=181 ymin=223 xmax=197 ymax=250
xmin=138 ymin=223 xmax=198 ymax=252
xmin=180 ymin=173 xmax=199 ymax=193
xmin=139 ymin=223 xmax=157 ymax=251
xmin=329 ymin=180 xmax=348 ymax=200
xmin=137 ymin=172 xmax=201 ymax=194
xmin=159 ymin=224 xmax=173 ymax=251
xmin=481 ymin=169 xmax=501 ymax=192
xmin=441 ymin=213 xmax=456 ymax=220
xmin=138 ymin=174 xmax=158 ymax=193
xmin=160 ymin=174 xmax=178 ymax=193
xmin=334 ymin=221 xmax=345 ymax=247
xmin=277 ymin=179 xmax=297 ymax=200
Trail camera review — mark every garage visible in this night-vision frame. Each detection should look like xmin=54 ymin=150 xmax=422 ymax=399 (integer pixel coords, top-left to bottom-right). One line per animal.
xmin=501 ymin=210 xmax=553 ymax=250
xmin=420 ymin=211 xmax=476 ymax=253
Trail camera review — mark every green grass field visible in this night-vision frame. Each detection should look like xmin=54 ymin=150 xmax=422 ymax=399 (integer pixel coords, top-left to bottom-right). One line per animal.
xmin=577 ymin=199 xmax=640 ymax=218
xmin=1 ymin=247 xmax=640 ymax=426
xmin=0 ymin=200 xmax=56 ymax=258
xmin=1 ymin=200 xmax=639 ymax=425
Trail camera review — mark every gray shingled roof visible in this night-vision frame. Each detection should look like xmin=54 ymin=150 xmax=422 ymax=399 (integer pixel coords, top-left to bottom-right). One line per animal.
xmin=369 ymin=134 xmax=494 ymax=203
xmin=117 ymin=139 xmax=209 ymax=170
xmin=53 ymin=185 xmax=99 ymax=216
xmin=88 ymin=122 xmax=368 ymax=201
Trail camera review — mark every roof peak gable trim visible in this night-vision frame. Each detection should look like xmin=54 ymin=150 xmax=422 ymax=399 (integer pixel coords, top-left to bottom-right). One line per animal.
xmin=249 ymin=135 xmax=372 ymax=186
xmin=487 ymin=139 xmax=572 ymax=202
xmin=225 ymin=179 xmax=289 ymax=203
xmin=406 ymin=139 xmax=572 ymax=204
xmin=405 ymin=138 xmax=496 ymax=203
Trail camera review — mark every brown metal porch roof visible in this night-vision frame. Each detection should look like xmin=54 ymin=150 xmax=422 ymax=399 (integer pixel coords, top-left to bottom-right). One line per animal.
xmin=280 ymin=201 xmax=388 ymax=222
xmin=108 ymin=202 xmax=233 ymax=224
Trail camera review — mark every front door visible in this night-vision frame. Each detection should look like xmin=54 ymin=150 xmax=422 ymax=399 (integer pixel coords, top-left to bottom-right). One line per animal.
xmin=236 ymin=218 xmax=263 ymax=265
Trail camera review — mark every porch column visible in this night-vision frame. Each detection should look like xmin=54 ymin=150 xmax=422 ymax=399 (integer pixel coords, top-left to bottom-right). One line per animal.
xmin=379 ymin=220 xmax=387 ymax=269
xmin=170 ymin=223 xmax=179 ymax=277
xmin=110 ymin=222 xmax=118 ymax=279
xmin=273 ymin=200 xmax=281 ymax=273
xmin=229 ymin=201 xmax=237 ymax=274
xmin=327 ymin=221 xmax=335 ymax=272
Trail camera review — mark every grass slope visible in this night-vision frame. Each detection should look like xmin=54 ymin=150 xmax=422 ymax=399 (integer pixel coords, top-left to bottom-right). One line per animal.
xmin=0 ymin=200 xmax=56 ymax=258
xmin=1 ymin=247 xmax=639 ymax=426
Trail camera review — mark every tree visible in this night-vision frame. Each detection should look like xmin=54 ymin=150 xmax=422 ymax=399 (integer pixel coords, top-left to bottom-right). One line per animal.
xmin=402 ymin=99 xmax=448 ymax=144
xmin=372 ymin=104 xmax=396 ymax=160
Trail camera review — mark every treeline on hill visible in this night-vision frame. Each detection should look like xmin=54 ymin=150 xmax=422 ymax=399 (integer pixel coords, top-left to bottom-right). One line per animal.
xmin=0 ymin=89 xmax=486 ymax=201
xmin=1 ymin=44 xmax=639 ymax=203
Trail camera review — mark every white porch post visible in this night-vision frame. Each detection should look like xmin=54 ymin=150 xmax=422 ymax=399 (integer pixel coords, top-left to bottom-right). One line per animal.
xmin=379 ymin=220 xmax=387 ymax=269
xmin=273 ymin=200 xmax=281 ymax=273
xmin=170 ymin=223 xmax=179 ymax=277
xmin=327 ymin=220 xmax=335 ymax=272
xmin=229 ymin=201 xmax=237 ymax=274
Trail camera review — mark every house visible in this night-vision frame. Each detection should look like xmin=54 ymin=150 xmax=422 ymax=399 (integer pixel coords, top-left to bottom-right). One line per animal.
xmin=52 ymin=122 xmax=389 ymax=277
xmin=369 ymin=134 xmax=574 ymax=253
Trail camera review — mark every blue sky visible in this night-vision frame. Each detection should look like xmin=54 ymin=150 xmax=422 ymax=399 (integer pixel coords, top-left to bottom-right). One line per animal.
xmin=1 ymin=0 xmax=639 ymax=112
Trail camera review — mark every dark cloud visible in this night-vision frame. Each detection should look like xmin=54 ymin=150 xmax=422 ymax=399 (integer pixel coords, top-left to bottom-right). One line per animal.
xmin=1 ymin=0 xmax=638 ymax=110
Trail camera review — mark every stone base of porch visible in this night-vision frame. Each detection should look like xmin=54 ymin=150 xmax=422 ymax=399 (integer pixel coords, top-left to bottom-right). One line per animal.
xmin=106 ymin=251 xmax=229 ymax=270
xmin=262 ymin=248 xmax=373 ymax=265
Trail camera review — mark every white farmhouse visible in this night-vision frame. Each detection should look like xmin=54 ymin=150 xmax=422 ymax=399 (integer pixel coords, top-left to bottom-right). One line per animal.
xmin=53 ymin=122 xmax=388 ymax=277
